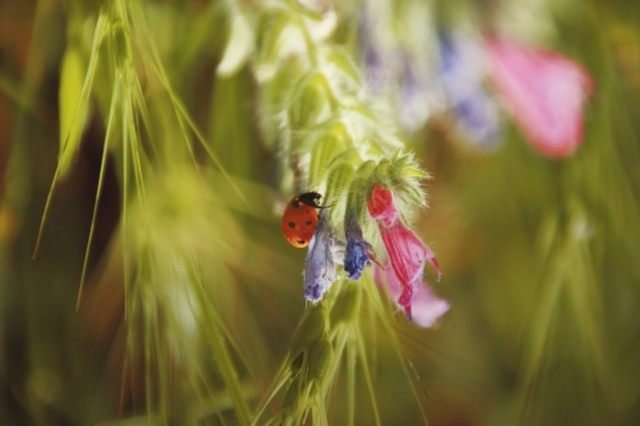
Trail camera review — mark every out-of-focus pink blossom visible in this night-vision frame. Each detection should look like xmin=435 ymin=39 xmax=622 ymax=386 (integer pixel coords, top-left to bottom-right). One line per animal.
xmin=368 ymin=184 xmax=445 ymax=324
xmin=486 ymin=38 xmax=594 ymax=158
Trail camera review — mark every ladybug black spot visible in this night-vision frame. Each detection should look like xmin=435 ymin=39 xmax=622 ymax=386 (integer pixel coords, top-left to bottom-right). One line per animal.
xmin=297 ymin=240 xmax=305 ymax=245
xmin=305 ymin=220 xmax=312 ymax=226
xmin=288 ymin=222 xmax=296 ymax=229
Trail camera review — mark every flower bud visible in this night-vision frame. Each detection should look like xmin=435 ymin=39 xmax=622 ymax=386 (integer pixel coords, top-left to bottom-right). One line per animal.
xmin=304 ymin=212 xmax=338 ymax=303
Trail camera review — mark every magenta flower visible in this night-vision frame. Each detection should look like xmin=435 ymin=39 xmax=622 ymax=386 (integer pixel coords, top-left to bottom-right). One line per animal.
xmin=367 ymin=184 xmax=446 ymax=324
xmin=486 ymin=38 xmax=594 ymax=158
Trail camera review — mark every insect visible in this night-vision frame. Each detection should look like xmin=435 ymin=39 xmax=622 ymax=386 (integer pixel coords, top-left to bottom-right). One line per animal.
xmin=281 ymin=192 xmax=327 ymax=248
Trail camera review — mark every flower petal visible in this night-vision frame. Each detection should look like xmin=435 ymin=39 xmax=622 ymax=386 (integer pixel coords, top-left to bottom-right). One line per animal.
xmin=368 ymin=184 xmax=444 ymax=322
xmin=398 ymin=53 xmax=432 ymax=132
xmin=378 ymin=221 xmax=428 ymax=288
xmin=368 ymin=184 xmax=441 ymax=280
xmin=367 ymin=184 xmax=398 ymax=226
xmin=486 ymin=38 xmax=594 ymax=158
xmin=410 ymin=281 xmax=450 ymax=328
xmin=303 ymin=211 xmax=337 ymax=303
xmin=344 ymin=239 xmax=371 ymax=280
xmin=376 ymin=265 xmax=449 ymax=328
xmin=344 ymin=214 xmax=374 ymax=280
xmin=439 ymin=32 xmax=503 ymax=149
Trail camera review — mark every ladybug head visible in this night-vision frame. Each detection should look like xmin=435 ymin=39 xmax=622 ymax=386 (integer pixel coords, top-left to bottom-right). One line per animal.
xmin=297 ymin=192 xmax=324 ymax=208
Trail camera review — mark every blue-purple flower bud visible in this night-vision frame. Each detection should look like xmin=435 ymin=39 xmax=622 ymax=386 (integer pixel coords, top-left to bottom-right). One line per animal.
xmin=304 ymin=211 xmax=337 ymax=303
xmin=344 ymin=214 xmax=373 ymax=280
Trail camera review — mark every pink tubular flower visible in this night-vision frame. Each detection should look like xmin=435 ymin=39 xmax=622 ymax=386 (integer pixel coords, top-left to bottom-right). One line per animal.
xmin=367 ymin=184 xmax=446 ymax=325
xmin=486 ymin=38 xmax=594 ymax=158
xmin=375 ymin=265 xmax=449 ymax=328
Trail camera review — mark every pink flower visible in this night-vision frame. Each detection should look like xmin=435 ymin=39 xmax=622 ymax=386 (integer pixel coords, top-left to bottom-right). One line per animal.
xmin=486 ymin=38 xmax=594 ymax=158
xmin=368 ymin=184 xmax=446 ymax=325
xmin=375 ymin=265 xmax=449 ymax=328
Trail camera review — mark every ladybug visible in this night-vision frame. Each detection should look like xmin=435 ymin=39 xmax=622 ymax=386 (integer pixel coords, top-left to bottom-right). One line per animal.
xmin=281 ymin=192 xmax=327 ymax=248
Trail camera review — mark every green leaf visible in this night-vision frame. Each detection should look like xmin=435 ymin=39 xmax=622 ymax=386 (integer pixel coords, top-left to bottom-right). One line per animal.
xmin=58 ymin=46 xmax=88 ymax=177
xmin=217 ymin=3 xmax=254 ymax=77
xmin=56 ymin=14 xmax=108 ymax=178
xmin=291 ymin=305 xmax=327 ymax=355
xmin=255 ymin=8 xmax=299 ymax=82
xmin=345 ymin=161 xmax=375 ymax=221
xmin=307 ymin=338 xmax=333 ymax=381
xmin=307 ymin=123 xmax=351 ymax=188
xmin=288 ymin=72 xmax=335 ymax=131
xmin=318 ymin=47 xmax=361 ymax=97
xmin=330 ymin=281 xmax=361 ymax=326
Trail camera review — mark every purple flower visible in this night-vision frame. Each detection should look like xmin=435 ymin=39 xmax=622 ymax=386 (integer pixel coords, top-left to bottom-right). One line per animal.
xmin=358 ymin=8 xmax=438 ymax=132
xmin=303 ymin=211 xmax=338 ymax=303
xmin=398 ymin=52 xmax=432 ymax=132
xmin=344 ymin=214 xmax=375 ymax=280
xmin=438 ymin=32 xmax=503 ymax=149
xmin=358 ymin=7 xmax=390 ymax=94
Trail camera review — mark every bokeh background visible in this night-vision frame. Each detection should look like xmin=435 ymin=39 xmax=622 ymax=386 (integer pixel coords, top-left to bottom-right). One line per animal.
xmin=1 ymin=0 xmax=640 ymax=424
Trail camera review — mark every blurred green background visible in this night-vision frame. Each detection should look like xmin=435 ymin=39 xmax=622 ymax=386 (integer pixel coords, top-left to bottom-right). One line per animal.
xmin=1 ymin=0 xmax=639 ymax=424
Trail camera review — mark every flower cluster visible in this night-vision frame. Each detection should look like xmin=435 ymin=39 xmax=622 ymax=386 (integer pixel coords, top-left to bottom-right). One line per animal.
xmin=303 ymin=180 xmax=448 ymax=327
xmin=223 ymin=0 xmax=448 ymax=326
xmin=214 ymin=1 xmax=456 ymax=421
xmin=358 ymin=2 xmax=594 ymax=158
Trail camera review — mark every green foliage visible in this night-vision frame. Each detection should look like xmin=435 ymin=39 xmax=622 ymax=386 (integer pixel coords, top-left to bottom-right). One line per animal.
xmin=57 ymin=46 xmax=88 ymax=177
xmin=2 ymin=0 xmax=640 ymax=425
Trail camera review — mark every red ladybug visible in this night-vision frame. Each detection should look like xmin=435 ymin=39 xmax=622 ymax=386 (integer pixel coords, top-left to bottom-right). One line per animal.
xmin=281 ymin=192 xmax=326 ymax=248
